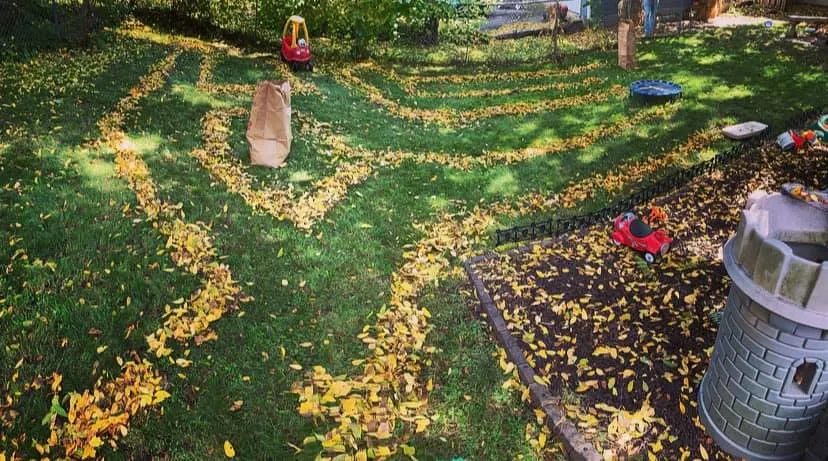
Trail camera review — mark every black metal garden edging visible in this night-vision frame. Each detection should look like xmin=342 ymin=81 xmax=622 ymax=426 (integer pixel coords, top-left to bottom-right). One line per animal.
xmin=494 ymin=107 xmax=825 ymax=246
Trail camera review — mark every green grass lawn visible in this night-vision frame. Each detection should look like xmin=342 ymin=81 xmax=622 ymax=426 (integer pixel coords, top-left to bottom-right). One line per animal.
xmin=0 ymin=22 xmax=826 ymax=460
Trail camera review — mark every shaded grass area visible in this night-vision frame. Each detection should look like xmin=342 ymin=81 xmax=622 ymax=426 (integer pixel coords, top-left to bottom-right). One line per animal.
xmin=0 ymin=34 xmax=189 ymax=446
xmin=0 ymin=23 xmax=826 ymax=460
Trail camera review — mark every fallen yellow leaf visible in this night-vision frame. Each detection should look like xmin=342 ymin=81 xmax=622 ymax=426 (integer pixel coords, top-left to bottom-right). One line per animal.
xmin=224 ymin=440 xmax=236 ymax=458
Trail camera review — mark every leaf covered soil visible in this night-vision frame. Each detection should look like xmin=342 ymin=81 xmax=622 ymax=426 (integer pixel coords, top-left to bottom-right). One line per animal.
xmin=472 ymin=143 xmax=828 ymax=460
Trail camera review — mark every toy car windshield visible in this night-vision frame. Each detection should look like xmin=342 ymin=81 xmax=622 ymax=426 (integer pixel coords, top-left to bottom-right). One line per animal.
xmin=629 ymin=218 xmax=653 ymax=238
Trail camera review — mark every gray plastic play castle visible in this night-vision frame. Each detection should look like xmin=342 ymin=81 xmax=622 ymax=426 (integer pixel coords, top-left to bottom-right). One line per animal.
xmin=699 ymin=190 xmax=828 ymax=460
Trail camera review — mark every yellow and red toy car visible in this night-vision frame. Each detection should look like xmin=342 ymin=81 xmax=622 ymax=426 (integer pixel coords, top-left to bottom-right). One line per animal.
xmin=281 ymin=16 xmax=313 ymax=72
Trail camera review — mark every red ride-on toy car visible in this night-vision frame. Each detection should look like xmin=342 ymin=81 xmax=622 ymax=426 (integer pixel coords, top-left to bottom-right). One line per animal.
xmin=611 ymin=212 xmax=673 ymax=263
xmin=281 ymin=16 xmax=313 ymax=72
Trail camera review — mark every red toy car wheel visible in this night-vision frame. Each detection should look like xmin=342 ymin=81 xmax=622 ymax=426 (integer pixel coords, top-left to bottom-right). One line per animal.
xmin=644 ymin=252 xmax=656 ymax=264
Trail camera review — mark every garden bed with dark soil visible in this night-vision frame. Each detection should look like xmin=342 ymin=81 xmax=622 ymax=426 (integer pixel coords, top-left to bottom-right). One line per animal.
xmin=469 ymin=140 xmax=827 ymax=459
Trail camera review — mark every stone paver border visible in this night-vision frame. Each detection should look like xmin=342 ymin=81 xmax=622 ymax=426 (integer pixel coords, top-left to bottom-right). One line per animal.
xmin=464 ymin=248 xmax=602 ymax=461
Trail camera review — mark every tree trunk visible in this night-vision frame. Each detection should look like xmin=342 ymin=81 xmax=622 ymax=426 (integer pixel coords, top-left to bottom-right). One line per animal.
xmin=549 ymin=2 xmax=560 ymax=61
xmin=423 ymin=16 xmax=439 ymax=45
xmin=81 ymin=0 xmax=92 ymax=44
xmin=52 ymin=0 xmax=61 ymax=40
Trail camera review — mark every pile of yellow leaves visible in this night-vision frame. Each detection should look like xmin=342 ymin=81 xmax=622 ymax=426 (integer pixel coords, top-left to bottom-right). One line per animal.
xmin=354 ymin=61 xmax=607 ymax=99
xmin=273 ymin=58 xmax=320 ymax=96
xmin=46 ymin=52 xmax=182 ymax=458
xmin=293 ymin=191 xmax=565 ymax=458
xmin=285 ymin=104 xmax=672 ymax=173
xmin=350 ymin=61 xmax=419 ymax=95
xmin=292 ymin=110 xmax=408 ymax=169
xmin=97 ymin=51 xmax=182 ymax=153
xmin=460 ymin=85 xmax=627 ymax=124
xmin=118 ymin=21 xmax=215 ymax=54
xmin=313 ymin=61 xmax=669 ymax=173
xmin=409 ymin=61 xmax=604 ymax=86
xmin=332 ymin=66 xmax=455 ymax=126
xmin=48 ymin=361 xmax=169 ymax=460
xmin=145 ymin=237 xmax=245 ymax=357
xmin=294 ymin=101 xmax=674 ymax=174
xmin=102 ymin=57 xmax=247 ymax=358
xmin=605 ymin=399 xmax=662 ymax=452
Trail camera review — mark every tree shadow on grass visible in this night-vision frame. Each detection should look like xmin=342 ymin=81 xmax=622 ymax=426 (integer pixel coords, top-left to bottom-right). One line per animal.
xmin=0 ymin=34 xmax=174 ymax=146
xmin=0 ymin=134 xmax=190 ymax=455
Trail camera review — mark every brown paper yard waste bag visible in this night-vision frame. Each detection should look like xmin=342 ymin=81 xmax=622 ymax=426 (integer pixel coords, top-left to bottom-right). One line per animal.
xmin=247 ymin=80 xmax=292 ymax=168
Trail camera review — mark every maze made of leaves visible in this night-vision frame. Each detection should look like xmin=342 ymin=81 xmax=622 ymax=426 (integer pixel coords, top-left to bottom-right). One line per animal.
xmin=191 ymin=52 xmax=677 ymax=235
xmin=0 ymin=22 xmax=767 ymax=460
xmin=329 ymin=62 xmax=625 ymax=128
xmin=472 ymin=142 xmax=828 ymax=460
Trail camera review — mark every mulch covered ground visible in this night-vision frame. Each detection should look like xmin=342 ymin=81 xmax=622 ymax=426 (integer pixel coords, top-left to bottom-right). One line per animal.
xmin=473 ymin=139 xmax=827 ymax=460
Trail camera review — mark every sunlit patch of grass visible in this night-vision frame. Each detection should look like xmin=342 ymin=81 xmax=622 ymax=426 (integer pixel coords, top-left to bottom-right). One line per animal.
xmin=288 ymin=170 xmax=315 ymax=183
xmin=171 ymin=81 xmax=232 ymax=108
xmin=515 ymin=119 xmax=541 ymax=137
xmin=129 ymin=133 xmax=163 ymax=154
xmin=696 ymin=53 xmax=729 ymax=65
xmin=428 ymin=195 xmax=451 ymax=210
xmin=80 ymin=158 xmax=119 ymax=190
xmin=702 ymin=85 xmax=754 ymax=102
xmin=486 ymin=170 xmax=520 ymax=196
